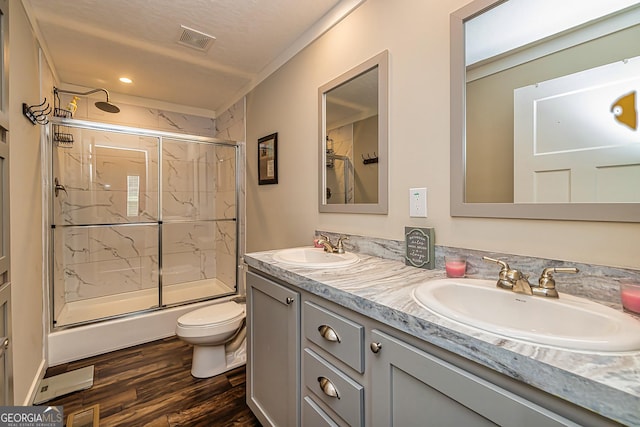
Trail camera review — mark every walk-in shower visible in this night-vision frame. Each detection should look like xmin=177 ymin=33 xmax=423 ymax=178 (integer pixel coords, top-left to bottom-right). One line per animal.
xmin=49 ymin=119 xmax=240 ymax=329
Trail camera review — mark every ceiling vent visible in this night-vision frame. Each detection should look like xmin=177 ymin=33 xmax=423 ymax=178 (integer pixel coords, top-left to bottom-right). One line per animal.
xmin=177 ymin=25 xmax=216 ymax=52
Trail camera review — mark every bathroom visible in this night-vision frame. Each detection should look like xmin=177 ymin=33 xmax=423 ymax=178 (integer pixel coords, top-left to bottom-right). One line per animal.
xmin=5 ymin=0 xmax=640 ymax=424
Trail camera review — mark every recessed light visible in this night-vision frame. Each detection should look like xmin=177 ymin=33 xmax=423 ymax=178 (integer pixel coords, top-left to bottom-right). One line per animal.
xmin=119 ymin=77 xmax=133 ymax=84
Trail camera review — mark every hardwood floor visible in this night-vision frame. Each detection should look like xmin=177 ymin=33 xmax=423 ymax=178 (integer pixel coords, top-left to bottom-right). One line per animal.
xmin=44 ymin=336 xmax=261 ymax=427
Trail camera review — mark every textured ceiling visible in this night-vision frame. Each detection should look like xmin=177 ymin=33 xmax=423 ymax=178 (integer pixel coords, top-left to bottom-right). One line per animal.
xmin=23 ymin=0 xmax=362 ymax=114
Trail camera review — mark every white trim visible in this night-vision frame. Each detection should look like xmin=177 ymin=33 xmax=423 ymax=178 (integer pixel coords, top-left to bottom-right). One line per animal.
xmin=24 ymin=359 xmax=46 ymax=406
xmin=21 ymin=0 xmax=59 ymax=84
xmin=218 ymin=0 xmax=367 ymax=114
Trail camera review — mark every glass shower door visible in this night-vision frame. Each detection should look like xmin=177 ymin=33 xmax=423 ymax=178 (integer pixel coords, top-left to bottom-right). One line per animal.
xmin=160 ymin=139 xmax=237 ymax=305
xmin=51 ymin=127 xmax=160 ymax=327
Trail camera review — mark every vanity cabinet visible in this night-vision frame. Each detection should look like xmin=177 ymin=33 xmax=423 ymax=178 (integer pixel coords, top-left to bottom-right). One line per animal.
xmin=246 ymin=271 xmax=300 ymax=427
xmin=302 ymin=301 xmax=365 ymax=426
xmin=247 ymin=268 xmax=618 ymax=427
xmin=369 ymin=329 xmax=576 ymax=427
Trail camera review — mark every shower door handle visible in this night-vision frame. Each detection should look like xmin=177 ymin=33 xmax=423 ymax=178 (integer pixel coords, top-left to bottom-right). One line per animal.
xmin=54 ymin=178 xmax=68 ymax=197
xmin=0 ymin=337 xmax=9 ymax=357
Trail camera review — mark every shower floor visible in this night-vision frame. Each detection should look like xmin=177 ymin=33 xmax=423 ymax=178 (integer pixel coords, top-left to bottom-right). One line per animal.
xmin=55 ymin=279 xmax=235 ymax=327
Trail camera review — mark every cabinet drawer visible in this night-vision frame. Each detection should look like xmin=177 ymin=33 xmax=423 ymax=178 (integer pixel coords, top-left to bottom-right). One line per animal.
xmin=303 ymin=396 xmax=340 ymax=427
xmin=304 ymin=301 xmax=364 ymax=372
xmin=304 ymin=348 xmax=364 ymax=427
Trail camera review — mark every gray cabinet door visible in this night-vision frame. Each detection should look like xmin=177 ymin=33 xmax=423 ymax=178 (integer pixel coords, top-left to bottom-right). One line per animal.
xmin=247 ymin=271 xmax=300 ymax=427
xmin=370 ymin=329 xmax=577 ymax=427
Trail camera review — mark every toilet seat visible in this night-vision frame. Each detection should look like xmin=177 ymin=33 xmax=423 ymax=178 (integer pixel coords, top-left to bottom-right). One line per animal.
xmin=177 ymin=301 xmax=245 ymax=328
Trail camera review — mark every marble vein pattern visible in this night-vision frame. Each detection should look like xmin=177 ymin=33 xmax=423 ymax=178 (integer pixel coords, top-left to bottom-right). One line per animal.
xmin=54 ymin=129 xmax=159 ymax=225
xmin=215 ymin=97 xmax=246 ymax=294
xmin=162 ymin=221 xmax=215 ymax=286
xmin=214 ymin=99 xmax=245 ymax=142
xmin=315 ymin=230 xmax=405 ymax=261
xmin=55 ymin=224 xmax=159 ymax=302
xmin=244 ymin=249 xmax=640 ymax=426
xmin=162 ymin=139 xmax=215 ymax=220
xmin=60 ymin=93 xmax=216 ymax=137
xmin=52 ymin=122 xmax=241 ymax=315
xmin=316 ymin=230 xmax=640 ymax=310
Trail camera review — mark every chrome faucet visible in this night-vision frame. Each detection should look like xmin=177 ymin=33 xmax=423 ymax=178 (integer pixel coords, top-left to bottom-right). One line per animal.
xmin=316 ymin=234 xmax=349 ymax=254
xmin=482 ymin=257 xmax=578 ymax=298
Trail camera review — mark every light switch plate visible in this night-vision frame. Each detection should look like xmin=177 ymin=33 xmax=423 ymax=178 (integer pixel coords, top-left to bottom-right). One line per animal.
xmin=409 ymin=188 xmax=427 ymax=217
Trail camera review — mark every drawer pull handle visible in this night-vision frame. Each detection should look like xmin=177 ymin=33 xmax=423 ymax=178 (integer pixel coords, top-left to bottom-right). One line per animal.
xmin=318 ymin=325 xmax=341 ymax=343
xmin=318 ymin=376 xmax=340 ymax=399
xmin=370 ymin=342 xmax=382 ymax=353
xmin=285 ymin=297 xmax=295 ymax=305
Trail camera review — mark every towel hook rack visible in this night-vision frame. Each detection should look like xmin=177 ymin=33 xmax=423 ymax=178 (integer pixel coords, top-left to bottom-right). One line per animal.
xmin=22 ymin=98 xmax=51 ymax=125
xmin=362 ymin=152 xmax=379 ymax=165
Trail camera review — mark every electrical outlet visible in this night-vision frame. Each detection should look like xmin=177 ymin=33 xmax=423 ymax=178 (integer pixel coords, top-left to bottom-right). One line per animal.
xmin=409 ymin=188 xmax=427 ymax=217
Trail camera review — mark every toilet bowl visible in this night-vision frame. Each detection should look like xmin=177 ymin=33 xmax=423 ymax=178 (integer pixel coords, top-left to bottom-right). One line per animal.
xmin=176 ymin=301 xmax=246 ymax=378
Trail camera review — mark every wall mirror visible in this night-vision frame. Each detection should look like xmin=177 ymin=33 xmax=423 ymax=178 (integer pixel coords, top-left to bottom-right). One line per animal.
xmin=451 ymin=0 xmax=640 ymax=222
xmin=319 ymin=50 xmax=388 ymax=214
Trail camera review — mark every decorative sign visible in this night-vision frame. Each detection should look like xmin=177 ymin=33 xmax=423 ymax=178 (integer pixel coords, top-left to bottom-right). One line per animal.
xmin=405 ymin=227 xmax=435 ymax=269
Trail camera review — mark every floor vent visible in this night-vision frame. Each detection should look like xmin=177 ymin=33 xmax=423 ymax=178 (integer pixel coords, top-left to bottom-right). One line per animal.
xmin=34 ymin=365 xmax=94 ymax=405
xmin=177 ymin=25 xmax=216 ymax=52
xmin=67 ymin=404 xmax=100 ymax=427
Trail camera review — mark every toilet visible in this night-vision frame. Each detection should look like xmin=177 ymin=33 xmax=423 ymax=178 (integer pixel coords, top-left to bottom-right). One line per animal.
xmin=176 ymin=301 xmax=246 ymax=378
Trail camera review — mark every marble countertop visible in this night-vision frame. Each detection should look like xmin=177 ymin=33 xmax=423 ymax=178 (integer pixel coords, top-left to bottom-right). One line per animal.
xmin=244 ymin=248 xmax=640 ymax=426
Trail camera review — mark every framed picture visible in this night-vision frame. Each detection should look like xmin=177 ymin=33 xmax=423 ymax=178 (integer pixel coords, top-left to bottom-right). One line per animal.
xmin=258 ymin=133 xmax=278 ymax=185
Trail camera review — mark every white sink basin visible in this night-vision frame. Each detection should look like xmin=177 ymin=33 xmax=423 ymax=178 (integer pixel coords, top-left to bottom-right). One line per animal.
xmin=412 ymin=278 xmax=640 ymax=352
xmin=272 ymin=247 xmax=359 ymax=268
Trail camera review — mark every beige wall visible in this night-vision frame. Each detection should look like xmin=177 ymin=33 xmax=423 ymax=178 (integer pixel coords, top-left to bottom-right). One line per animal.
xmin=353 ymin=115 xmax=378 ymax=204
xmin=246 ymin=0 xmax=640 ymax=269
xmin=10 ymin=2 xmax=45 ymax=404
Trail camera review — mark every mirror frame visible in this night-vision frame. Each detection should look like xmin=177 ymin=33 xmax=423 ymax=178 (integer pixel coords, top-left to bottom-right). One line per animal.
xmin=319 ymin=50 xmax=389 ymax=214
xmin=450 ymin=0 xmax=640 ymax=222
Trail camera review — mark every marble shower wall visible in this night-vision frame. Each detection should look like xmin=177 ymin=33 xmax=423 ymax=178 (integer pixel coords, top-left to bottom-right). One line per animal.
xmin=54 ymin=224 xmax=159 ymax=304
xmin=53 ymin=129 xmax=160 ymax=225
xmin=58 ymin=93 xmax=216 ymax=137
xmin=161 ymin=140 xmax=237 ymax=289
xmin=214 ymin=99 xmax=245 ymax=141
xmin=215 ymin=98 xmax=246 ymax=294
xmin=53 ymin=127 xmax=162 ymax=311
xmin=52 ymin=102 xmax=243 ymax=315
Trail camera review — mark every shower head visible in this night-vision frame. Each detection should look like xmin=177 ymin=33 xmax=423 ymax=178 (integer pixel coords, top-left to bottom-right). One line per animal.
xmin=94 ymin=100 xmax=120 ymax=114
xmin=54 ymin=86 xmax=120 ymax=114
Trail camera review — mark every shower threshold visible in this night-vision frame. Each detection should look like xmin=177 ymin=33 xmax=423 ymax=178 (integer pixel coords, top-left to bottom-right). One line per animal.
xmin=55 ymin=278 xmax=234 ymax=327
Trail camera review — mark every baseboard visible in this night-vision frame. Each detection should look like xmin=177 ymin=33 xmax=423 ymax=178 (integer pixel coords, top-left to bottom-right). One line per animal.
xmin=24 ymin=358 xmax=47 ymax=406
